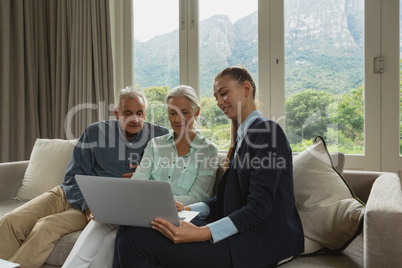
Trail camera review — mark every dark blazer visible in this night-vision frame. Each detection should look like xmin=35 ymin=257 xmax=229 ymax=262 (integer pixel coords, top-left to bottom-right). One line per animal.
xmin=204 ymin=117 xmax=304 ymax=268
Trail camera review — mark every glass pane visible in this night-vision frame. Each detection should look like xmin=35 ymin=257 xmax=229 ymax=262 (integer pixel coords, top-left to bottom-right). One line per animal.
xmin=284 ymin=0 xmax=365 ymax=154
xmin=199 ymin=0 xmax=258 ymax=150
xmin=133 ymin=0 xmax=179 ymax=130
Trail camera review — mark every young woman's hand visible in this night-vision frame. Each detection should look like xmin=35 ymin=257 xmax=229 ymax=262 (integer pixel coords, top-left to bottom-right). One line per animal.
xmin=151 ymin=218 xmax=211 ymax=243
xmin=175 ymin=200 xmax=185 ymax=211
xmin=175 ymin=200 xmax=191 ymax=211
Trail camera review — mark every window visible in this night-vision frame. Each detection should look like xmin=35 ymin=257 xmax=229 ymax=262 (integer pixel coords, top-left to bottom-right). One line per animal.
xmin=132 ymin=0 xmax=257 ymax=150
xmin=112 ymin=0 xmax=401 ymax=174
xmin=132 ymin=0 xmax=179 ymax=129
xmin=378 ymin=0 xmax=402 ymax=176
xmin=198 ymin=0 xmax=257 ymax=149
xmin=284 ymin=0 xmax=364 ymax=154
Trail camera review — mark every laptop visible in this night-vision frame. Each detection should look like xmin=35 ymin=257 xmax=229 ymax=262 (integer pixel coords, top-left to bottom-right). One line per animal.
xmin=75 ymin=175 xmax=198 ymax=228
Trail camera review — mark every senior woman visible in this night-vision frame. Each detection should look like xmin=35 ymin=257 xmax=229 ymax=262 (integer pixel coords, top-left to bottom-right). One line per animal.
xmin=63 ymin=85 xmax=218 ymax=268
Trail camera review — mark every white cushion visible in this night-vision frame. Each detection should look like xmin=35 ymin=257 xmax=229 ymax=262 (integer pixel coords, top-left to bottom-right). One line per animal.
xmin=15 ymin=138 xmax=78 ymax=201
xmin=293 ymin=136 xmax=364 ymax=254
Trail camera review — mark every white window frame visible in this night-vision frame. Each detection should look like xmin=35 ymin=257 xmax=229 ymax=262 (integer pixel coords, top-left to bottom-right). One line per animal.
xmin=381 ymin=0 xmax=402 ymax=176
xmin=111 ymin=0 xmax=401 ymax=174
xmin=270 ymin=0 xmax=382 ymax=171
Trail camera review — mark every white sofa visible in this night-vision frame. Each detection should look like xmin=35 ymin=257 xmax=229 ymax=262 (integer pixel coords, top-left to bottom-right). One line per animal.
xmin=1 ymin=148 xmax=402 ymax=267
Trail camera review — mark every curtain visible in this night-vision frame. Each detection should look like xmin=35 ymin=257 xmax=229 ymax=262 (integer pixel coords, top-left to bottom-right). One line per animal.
xmin=0 ymin=0 xmax=114 ymax=162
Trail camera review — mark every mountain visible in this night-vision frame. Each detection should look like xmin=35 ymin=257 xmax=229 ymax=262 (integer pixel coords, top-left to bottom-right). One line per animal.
xmin=199 ymin=14 xmax=258 ymax=96
xmin=133 ymin=0 xmax=364 ymax=97
xmin=285 ymin=0 xmax=364 ymax=96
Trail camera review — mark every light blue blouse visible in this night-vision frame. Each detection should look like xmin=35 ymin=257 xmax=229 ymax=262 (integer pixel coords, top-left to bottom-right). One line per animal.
xmin=131 ymin=131 xmax=219 ymax=206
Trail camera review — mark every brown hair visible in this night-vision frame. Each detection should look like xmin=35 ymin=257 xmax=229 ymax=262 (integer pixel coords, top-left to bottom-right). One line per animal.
xmin=214 ymin=65 xmax=256 ymax=100
xmin=214 ymin=65 xmax=256 ymax=167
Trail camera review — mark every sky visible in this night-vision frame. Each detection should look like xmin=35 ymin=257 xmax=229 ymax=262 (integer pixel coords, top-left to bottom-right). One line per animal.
xmin=133 ymin=0 xmax=258 ymax=42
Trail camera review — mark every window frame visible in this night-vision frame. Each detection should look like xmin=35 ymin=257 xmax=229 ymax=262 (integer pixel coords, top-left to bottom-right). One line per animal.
xmin=270 ymin=0 xmax=382 ymax=171
xmin=111 ymin=0 xmax=401 ymax=174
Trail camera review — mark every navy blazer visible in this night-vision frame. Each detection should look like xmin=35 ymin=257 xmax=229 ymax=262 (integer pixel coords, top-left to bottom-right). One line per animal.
xmin=204 ymin=117 xmax=304 ymax=268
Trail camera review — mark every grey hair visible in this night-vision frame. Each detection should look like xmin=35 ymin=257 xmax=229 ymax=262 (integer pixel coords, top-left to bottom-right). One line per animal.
xmin=165 ymin=85 xmax=200 ymax=112
xmin=115 ymin=86 xmax=148 ymax=112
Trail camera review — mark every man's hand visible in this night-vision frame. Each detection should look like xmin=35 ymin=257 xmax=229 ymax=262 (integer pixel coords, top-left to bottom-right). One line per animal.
xmin=151 ymin=218 xmax=212 ymax=244
xmin=122 ymin=164 xmax=138 ymax=178
xmin=84 ymin=209 xmax=94 ymax=223
xmin=122 ymin=172 xmax=134 ymax=178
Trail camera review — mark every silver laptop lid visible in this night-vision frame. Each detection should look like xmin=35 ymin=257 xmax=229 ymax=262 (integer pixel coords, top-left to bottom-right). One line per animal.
xmin=75 ymin=175 xmax=180 ymax=227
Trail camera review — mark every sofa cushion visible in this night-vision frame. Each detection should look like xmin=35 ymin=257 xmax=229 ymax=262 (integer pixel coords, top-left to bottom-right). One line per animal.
xmin=45 ymin=231 xmax=82 ymax=266
xmin=293 ymin=136 xmax=364 ymax=254
xmin=0 ymin=199 xmax=27 ymax=219
xmin=15 ymin=138 xmax=78 ymax=201
xmin=329 ymin=152 xmax=344 ymax=175
xmin=281 ymin=233 xmax=364 ymax=267
xmin=0 ymin=160 xmax=29 ymax=202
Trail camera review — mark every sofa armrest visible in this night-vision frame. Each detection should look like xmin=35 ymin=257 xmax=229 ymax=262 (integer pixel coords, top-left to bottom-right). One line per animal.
xmin=364 ymin=172 xmax=402 ymax=268
xmin=343 ymin=170 xmax=387 ymax=204
xmin=0 ymin=161 xmax=29 ymax=201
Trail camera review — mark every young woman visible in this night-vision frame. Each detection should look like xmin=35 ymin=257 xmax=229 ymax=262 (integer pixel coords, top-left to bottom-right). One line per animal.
xmin=114 ymin=66 xmax=304 ymax=268
xmin=62 ymin=85 xmax=218 ymax=268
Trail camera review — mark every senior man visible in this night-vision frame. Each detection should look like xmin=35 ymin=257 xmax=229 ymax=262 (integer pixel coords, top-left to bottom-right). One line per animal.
xmin=0 ymin=87 xmax=169 ymax=268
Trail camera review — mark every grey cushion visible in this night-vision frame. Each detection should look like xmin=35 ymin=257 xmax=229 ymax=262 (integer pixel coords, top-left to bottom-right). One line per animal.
xmin=0 ymin=161 xmax=28 ymax=202
xmin=0 ymin=199 xmax=26 ymax=219
xmin=281 ymin=233 xmax=363 ymax=267
xmin=293 ymin=136 xmax=364 ymax=254
xmin=330 ymin=152 xmax=345 ymax=175
xmin=45 ymin=231 xmax=82 ymax=267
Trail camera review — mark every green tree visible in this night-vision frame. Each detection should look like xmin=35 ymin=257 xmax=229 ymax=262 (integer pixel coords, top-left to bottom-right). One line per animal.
xmin=285 ymin=89 xmax=335 ymax=144
xmin=285 ymin=88 xmax=365 ymax=154
xmin=143 ymin=86 xmax=171 ymax=103
xmin=146 ymin=100 xmax=170 ymax=128
xmin=332 ymin=86 xmax=364 ymax=146
xmin=200 ymin=97 xmax=229 ymax=127
xmin=199 ymin=123 xmax=231 ymax=150
xmin=199 ymin=97 xmax=231 ymax=150
xmin=142 ymin=86 xmax=171 ymax=128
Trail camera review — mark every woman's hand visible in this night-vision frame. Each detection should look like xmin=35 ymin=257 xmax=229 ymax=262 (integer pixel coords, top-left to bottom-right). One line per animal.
xmin=175 ymin=200 xmax=187 ymax=211
xmin=151 ymin=218 xmax=212 ymax=243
